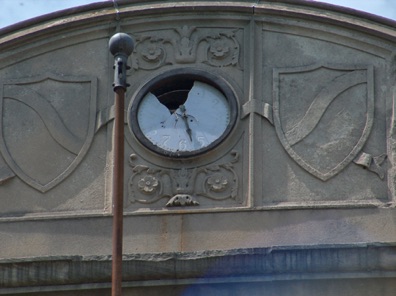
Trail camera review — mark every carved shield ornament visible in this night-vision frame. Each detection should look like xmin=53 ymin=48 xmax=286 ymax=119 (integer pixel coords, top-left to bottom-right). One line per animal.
xmin=0 ymin=74 xmax=97 ymax=192
xmin=273 ymin=64 xmax=374 ymax=181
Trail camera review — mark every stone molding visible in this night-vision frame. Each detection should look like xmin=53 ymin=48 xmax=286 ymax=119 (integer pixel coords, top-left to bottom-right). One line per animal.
xmin=1 ymin=243 xmax=395 ymax=293
xmin=1 ymin=1 xmax=396 ymax=49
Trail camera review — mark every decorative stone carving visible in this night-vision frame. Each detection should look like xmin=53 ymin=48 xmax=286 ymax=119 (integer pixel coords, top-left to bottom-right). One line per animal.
xmin=127 ymin=151 xmax=240 ymax=207
xmin=273 ymin=64 xmax=378 ymax=181
xmin=131 ymin=26 xmax=240 ymax=70
xmin=353 ymin=152 xmax=387 ymax=179
xmin=166 ymin=194 xmax=199 ymax=207
xmin=0 ymin=74 xmax=97 ymax=192
xmin=138 ymin=175 xmax=160 ymax=194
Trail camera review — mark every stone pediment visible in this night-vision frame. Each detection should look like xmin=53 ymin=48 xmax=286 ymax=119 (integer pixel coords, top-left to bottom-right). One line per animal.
xmin=0 ymin=1 xmax=396 ymax=294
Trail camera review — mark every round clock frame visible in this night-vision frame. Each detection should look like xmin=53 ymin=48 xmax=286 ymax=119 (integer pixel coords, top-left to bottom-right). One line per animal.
xmin=128 ymin=68 xmax=238 ymax=158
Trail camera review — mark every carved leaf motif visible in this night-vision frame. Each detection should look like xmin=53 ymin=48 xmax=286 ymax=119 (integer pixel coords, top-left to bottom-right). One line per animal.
xmin=230 ymin=151 xmax=239 ymax=163
xmin=166 ymin=194 xmax=199 ymax=207
xmin=222 ymin=163 xmax=234 ymax=170
xmin=231 ymin=186 xmax=238 ymax=200
xmin=205 ymin=164 xmax=221 ymax=172
xmin=132 ymin=165 xmax=150 ymax=173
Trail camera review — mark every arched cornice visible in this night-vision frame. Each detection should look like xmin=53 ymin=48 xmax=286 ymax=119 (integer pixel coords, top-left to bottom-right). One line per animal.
xmin=0 ymin=0 xmax=395 ymax=51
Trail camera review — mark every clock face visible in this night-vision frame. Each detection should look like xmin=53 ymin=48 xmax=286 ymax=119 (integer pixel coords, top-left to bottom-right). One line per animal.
xmin=129 ymin=69 xmax=237 ymax=158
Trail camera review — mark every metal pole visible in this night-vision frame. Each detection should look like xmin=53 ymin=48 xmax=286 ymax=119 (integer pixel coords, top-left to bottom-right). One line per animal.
xmin=109 ymin=33 xmax=134 ymax=296
xmin=112 ymin=86 xmax=125 ymax=296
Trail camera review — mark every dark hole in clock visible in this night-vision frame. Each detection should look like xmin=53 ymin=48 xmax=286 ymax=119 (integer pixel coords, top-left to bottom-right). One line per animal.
xmin=152 ymin=79 xmax=195 ymax=113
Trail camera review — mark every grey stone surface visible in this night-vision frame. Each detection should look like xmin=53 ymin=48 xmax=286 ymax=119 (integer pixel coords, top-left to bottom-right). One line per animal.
xmin=1 ymin=244 xmax=396 ymax=294
xmin=0 ymin=0 xmax=395 ymax=294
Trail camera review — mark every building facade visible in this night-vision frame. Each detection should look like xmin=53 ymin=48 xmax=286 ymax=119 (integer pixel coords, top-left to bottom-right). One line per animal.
xmin=0 ymin=0 xmax=395 ymax=295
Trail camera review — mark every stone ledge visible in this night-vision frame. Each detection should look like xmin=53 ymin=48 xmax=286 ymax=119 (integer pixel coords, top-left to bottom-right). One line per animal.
xmin=1 ymin=243 xmax=395 ymax=291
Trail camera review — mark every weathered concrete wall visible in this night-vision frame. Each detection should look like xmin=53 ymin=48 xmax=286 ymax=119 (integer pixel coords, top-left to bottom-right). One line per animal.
xmin=1 ymin=244 xmax=396 ymax=295
xmin=0 ymin=0 xmax=395 ymax=294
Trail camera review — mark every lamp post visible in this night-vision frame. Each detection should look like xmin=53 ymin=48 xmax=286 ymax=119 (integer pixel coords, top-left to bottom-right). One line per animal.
xmin=109 ymin=32 xmax=134 ymax=296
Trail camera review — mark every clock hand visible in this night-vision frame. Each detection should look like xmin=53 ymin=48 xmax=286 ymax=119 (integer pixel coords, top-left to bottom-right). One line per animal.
xmin=179 ymin=104 xmax=193 ymax=141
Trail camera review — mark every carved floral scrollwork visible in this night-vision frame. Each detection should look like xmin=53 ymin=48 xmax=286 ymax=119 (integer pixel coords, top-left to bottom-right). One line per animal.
xmin=137 ymin=175 xmax=159 ymax=194
xmin=196 ymin=151 xmax=239 ymax=201
xmin=205 ymin=32 xmax=240 ymax=67
xmin=128 ymin=154 xmax=164 ymax=204
xmin=131 ymin=36 xmax=168 ymax=70
xmin=127 ymin=151 xmax=241 ymax=208
xmin=132 ymin=26 xmax=240 ymax=70
xmin=207 ymin=173 xmax=229 ymax=192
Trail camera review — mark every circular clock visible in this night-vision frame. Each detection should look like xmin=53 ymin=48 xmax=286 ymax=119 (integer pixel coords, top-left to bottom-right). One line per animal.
xmin=128 ymin=68 xmax=238 ymax=158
